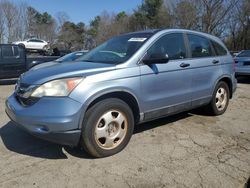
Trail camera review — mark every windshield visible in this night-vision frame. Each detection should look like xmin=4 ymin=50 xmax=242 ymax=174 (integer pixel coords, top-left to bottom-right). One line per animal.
xmin=56 ymin=51 xmax=86 ymax=62
xmin=237 ymin=50 xmax=250 ymax=57
xmin=78 ymin=33 xmax=153 ymax=64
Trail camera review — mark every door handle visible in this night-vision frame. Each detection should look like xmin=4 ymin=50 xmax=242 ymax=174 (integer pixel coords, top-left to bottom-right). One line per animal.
xmin=212 ymin=60 xmax=220 ymax=64
xmin=180 ymin=63 xmax=190 ymax=68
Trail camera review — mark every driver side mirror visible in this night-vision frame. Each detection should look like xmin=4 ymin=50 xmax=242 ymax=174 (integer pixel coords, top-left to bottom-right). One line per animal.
xmin=143 ymin=53 xmax=169 ymax=65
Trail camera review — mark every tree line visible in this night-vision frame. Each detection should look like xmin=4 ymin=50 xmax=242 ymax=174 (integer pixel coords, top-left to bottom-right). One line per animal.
xmin=0 ymin=0 xmax=249 ymax=51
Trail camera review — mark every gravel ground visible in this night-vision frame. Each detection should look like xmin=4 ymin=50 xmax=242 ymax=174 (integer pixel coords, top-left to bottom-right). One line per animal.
xmin=0 ymin=78 xmax=249 ymax=188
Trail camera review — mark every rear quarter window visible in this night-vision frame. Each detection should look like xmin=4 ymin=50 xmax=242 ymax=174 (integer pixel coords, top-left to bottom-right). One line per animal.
xmin=2 ymin=46 xmax=20 ymax=59
xmin=211 ymin=40 xmax=227 ymax=56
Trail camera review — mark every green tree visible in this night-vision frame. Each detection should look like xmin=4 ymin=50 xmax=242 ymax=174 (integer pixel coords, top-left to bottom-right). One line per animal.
xmin=57 ymin=21 xmax=85 ymax=50
xmin=130 ymin=0 xmax=171 ymax=30
xmin=175 ymin=1 xmax=197 ymax=29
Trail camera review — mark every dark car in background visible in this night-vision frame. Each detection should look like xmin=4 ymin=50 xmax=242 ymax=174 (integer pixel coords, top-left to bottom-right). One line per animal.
xmin=0 ymin=44 xmax=26 ymax=79
xmin=28 ymin=50 xmax=89 ymax=69
xmin=235 ymin=50 xmax=250 ymax=76
xmin=55 ymin=50 xmax=88 ymax=62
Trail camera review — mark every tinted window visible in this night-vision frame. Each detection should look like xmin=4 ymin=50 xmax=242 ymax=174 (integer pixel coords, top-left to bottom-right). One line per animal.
xmin=2 ymin=46 xmax=14 ymax=57
xmin=147 ymin=33 xmax=187 ymax=60
xmin=188 ymin=34 xmax=213 ymax=58
xmin=29 ymin=39 xmax=43 ymax=43
xmin=35 ymin=40 xmax=43 ymax=43
xmin=2 ymin=46 xmax=20 ymax=58
xmin=211 ymin=40 xmax=227 ymax=56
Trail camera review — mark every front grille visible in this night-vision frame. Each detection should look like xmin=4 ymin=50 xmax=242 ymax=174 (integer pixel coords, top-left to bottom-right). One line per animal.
xmin=16 ymin=95 xmax=39 ymax=106
xmin=243 ymin=61 xmax=250 ymax=66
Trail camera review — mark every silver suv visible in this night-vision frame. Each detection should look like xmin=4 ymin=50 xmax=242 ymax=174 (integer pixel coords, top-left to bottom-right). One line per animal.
xmin=6 ymin=29 xmax=237 ymax=157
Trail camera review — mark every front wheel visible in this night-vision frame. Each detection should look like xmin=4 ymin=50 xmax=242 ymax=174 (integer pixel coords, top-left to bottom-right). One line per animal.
xmin=80 ymin=98 xmax=134 ymax=158
xmin=206 ymin=81 xmax=230 ymax=115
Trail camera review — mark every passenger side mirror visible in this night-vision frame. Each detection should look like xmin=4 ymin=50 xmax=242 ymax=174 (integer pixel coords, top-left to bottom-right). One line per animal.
xmin=143 ymin=53 xmax=169 ymax=65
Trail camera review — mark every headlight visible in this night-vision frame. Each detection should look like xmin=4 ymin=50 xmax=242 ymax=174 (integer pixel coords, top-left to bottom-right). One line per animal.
xmin=31 ymin=77 xmax=83 ymax=98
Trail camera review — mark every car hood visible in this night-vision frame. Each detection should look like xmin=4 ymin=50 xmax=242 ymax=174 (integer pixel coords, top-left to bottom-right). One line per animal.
xmin=21 ymin=61 xmax=116 ymax=85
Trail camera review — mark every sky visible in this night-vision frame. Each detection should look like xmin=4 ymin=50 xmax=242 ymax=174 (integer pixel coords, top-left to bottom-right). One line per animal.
xmin=19 ymin=0 xmax=143 ymax=25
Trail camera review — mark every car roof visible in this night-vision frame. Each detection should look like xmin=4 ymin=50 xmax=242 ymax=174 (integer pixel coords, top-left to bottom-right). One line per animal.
xmin=126 ymin=29 xmax=162 ymax=35
xmin=125 ymin=28 xmax=221 ymax=42
xmin=27 ymin=38 xmax=45 ymax=41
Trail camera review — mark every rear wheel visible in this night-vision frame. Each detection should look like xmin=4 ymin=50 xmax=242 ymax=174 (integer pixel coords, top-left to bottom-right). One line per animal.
xmin=18 ymin=43 xmax=25 ymax=49
xmin=206 ymin=81 xmax=230 ymax=115
xmin=80 ymin=98 xmax=134 ymax=158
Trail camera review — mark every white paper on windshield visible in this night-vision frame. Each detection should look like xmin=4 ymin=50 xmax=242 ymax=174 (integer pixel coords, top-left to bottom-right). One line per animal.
xmin=128 ymin=38 xmax=147 ymax=42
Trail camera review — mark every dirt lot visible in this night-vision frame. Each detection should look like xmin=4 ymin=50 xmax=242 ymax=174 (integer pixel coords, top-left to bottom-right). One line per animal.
xmin=0 ymin=78 xmax=249 ymax=188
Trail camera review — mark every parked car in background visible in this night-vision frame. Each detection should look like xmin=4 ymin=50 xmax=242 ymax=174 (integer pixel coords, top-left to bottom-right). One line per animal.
xmin=235 ymin=50 xmax=250 ymax=76
xmin=0 ymin=44 xmax=26 ymax=79
xmin=29 ymin=50 xmax=88 ymax=69
xmin=0 ymin=44 xmax=58 ymax=80
xmin=13 ymin=38 xmax=49 ymax=51
xmin=55 ymin=50 xmax=88 ymax=62
xmin=6 ymin=29 xmax=236 ymax=158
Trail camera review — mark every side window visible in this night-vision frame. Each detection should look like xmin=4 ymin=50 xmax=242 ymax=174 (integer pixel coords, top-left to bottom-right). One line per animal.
xmin=13 ymin=46 xmax=20 ymax=57
xmin=2 ymin=46 xmax=20 ymax=59
xmin=187 ymin=34 xmax=213 ymax=58
xmin=35 ymin=39 xmax=43 ymax=43
xmin=2 ymin=46 xmax=14 ymax=58
xmin=29 ymin=39 xmax=42 ymax=42
xmin=147 ymin=33 xmax=187 ymax=60
xmin=211 ymin=40 xmax=227 ymax=56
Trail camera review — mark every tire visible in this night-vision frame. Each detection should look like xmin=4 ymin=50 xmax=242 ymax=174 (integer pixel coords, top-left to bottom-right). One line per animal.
xmin=80 ymin=98 xmax=134 ymax=158
xmin=18 ymin=43 xmax=25 ymax=49
xmin=43 ymin=45 xmax=49 ymax=52
xmin=206 ymin=81 xmax=230 ymax=115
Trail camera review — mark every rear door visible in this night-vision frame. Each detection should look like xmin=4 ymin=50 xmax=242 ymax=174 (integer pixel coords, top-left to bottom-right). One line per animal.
xmin=0 ymin=45 xmax=26 ymax=79
xmin=184 ymin=33 xmax=222 ymax=107
xmin=35 ymin=39 xmax=45 ymax=50
xmin=140 ymin=32 xmax=192 ymax=120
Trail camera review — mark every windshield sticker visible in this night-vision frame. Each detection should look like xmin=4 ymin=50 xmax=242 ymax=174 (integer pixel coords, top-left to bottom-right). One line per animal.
xmin=128 ymin=38 xmax=147 ymax=42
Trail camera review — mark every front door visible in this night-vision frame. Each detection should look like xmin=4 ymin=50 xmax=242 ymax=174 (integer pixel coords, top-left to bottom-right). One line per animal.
xmin=140 ymin=33 xmax=192 ymax=121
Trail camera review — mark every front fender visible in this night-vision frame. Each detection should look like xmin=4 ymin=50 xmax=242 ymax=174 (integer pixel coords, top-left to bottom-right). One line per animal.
xmin=76 ymin=87 xmax=141 ymax=129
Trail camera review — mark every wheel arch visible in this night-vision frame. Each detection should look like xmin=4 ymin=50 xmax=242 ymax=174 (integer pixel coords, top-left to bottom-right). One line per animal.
xmin=79 ymin=90 xmax=141 ymax=129
xmin=215 ymin=75 xmax=233 ymax=99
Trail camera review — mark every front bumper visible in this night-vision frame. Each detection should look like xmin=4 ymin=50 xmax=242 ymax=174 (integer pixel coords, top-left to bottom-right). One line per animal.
xmin=5 ymin=93 xmax=83 ymax=146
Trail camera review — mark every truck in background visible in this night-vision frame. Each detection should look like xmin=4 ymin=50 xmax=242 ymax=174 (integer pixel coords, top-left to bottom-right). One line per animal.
xmin=0 ymin=44 xmax=60 ymax=80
